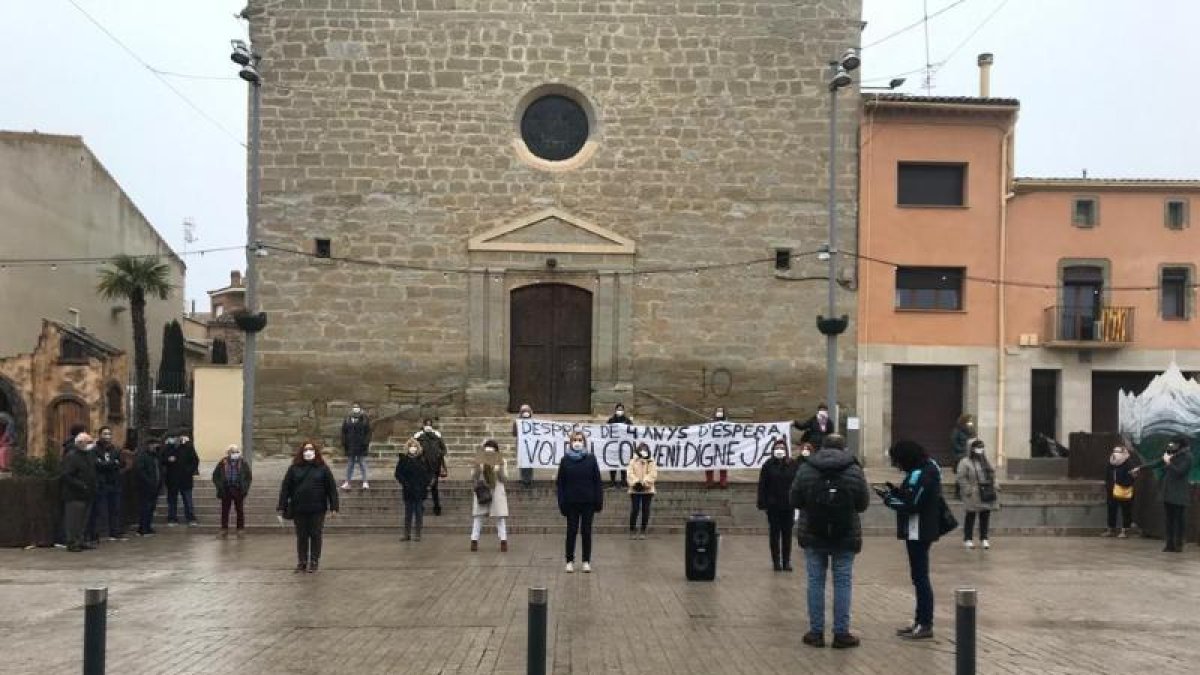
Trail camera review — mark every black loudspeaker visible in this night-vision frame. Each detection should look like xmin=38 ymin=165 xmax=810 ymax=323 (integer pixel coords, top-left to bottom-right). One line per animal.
xmin=685 ymin=515 xmax=718 ymax=581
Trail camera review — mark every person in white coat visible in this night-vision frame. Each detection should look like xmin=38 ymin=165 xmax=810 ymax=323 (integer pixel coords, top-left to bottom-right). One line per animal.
xmin=470 ymin=439 xmax=509 ymax=552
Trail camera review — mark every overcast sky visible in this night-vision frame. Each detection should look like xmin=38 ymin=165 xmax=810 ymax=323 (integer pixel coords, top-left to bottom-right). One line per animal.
xmin=2 ymin=0 xmax=1196 ymax=306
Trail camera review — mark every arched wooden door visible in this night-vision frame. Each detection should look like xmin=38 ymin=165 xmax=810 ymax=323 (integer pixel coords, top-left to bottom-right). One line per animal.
xmin=509 ymin=284 xmax=592 ymax=414
xmin=49 ymin=398 xmax=89 ymax=449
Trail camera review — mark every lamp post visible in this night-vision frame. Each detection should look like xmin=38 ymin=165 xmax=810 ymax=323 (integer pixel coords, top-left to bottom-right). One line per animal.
xmin=232 ymin=39 xmax=264 ymax=465
xmin=817 ymin=48 xmax=859 ymax=433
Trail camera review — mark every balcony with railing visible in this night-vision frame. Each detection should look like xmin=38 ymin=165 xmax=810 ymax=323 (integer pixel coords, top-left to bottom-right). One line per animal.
xmin=1042 ymin=305 xmax=1135 ymax=348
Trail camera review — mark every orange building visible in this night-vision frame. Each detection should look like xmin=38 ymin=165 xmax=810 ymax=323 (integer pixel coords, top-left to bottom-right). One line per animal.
xmin=857 ymin=87 xmax=1199 ymax=467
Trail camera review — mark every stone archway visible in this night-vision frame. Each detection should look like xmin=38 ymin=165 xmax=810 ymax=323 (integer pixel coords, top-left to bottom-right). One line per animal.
xmin=0 ymin=376 xmax=29 ymax=464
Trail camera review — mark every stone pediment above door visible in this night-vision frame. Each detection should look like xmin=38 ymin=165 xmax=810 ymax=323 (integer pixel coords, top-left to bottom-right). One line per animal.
xmin=468 ymin=208 xmax=635 ymax=255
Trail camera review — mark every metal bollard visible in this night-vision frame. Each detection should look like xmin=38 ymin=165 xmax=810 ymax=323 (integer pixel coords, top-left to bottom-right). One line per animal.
xmin=84 ymin=586 xmax=108 ymax=675
xmin=527 ymin=587 xmax=548 ymax=675
xmin=955 ymin=587 xmax=976 ymax=675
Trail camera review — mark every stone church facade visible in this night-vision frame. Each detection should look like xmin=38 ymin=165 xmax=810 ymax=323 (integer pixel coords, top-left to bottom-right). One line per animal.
xmin=246 ymin=0 xmax=862 ymax=450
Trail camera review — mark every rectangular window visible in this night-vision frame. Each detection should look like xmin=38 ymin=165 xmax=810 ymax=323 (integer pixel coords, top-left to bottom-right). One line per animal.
xmin=59 ymin=337 xmax=88 ymax=363
xmin=1166 ymin=199 xmax=1188 ymax=230
xmin=1162 ymin=267 xmax=1189 ymax=320
xmin=897 ymin=163 xmax=966 ymax=206
xmin=314 ymin=238 xmax=332 ymax=259
xmin=895 ymin=266 xmax=965 ymax=311
xmin=1072 ymin=197 xmax=1097 ymax=227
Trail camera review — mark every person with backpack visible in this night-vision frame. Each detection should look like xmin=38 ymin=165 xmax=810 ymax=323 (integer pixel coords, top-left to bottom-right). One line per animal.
xmin=881 ymin=440 xmax=947 ymax=641
xmin=1133 ymin=437 xmax=1194 ymax=553
xmin=756 ymin=438 xmax=798 ymax=571
xmin=956 ymin=438 xmax=1000 ymax=550
xmin=789 ymin=434 xmax=869 ymax=648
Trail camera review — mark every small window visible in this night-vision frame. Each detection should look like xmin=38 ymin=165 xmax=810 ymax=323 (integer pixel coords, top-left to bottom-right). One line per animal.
xmin=1162 ymin=267 xmax=1190 ymax=320
xmin=774 ymin=248 xmax=792 ymax=271
xmin=1166 ymin=200 xmax=1188 ymax=230
xmin=314 ymin=238 xmax=332 ymax=259
xmin=1072 ymin=198 xmax=1097 ymax=227
xmin=895 ymin=266 xmax=965 ymax=311
xmin=897 ymin=163 xmax=966 ymax=206
xmin=59 ymin=336 xmax=88 ymax=363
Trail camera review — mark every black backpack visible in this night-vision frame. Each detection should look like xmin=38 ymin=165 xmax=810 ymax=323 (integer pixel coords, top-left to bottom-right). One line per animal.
xmin=806 ymin=468 xmax=854 ymax=541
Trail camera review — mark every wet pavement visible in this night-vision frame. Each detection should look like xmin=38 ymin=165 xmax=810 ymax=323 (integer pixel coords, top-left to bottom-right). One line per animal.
xmin=1 ymin=531 xmax=1197 ymax=674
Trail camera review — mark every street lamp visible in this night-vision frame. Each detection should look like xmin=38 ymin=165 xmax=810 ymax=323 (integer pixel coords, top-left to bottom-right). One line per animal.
xmin=817 ymin=48 xmax=858 ymax=433
xmin=231 ymin=38 xmax=265 ymax=466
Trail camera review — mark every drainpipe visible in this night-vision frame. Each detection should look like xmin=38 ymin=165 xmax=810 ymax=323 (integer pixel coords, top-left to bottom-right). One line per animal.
xmin=996 ymin=126 xmax=1013 ymax=471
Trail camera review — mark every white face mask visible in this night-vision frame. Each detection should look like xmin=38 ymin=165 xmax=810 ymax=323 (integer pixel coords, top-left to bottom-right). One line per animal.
xmin=407 ymin=447 xmax=419 ymax=456
xmin=801 ymin=447 xmax=811 ymax=458
xmin=772 ymin=449 xmax=786 ymax=459
xmin=638 ymin=450 xmax=651 ymax=460
xmin=520 ymin=412 xmax=531 ymax=418
xmin=303 ymin=449 xmax=316 ymax=461
xmin=352 ymin=407 xmax=362 ymax=416
xmin=714 ymin=412 xmax=725 ymax=419
xmin=973 ymin=446 xmax=985 ymax=455
xmin=817 ymin=411 xmax=828 ymax=420
xmin=101 ymin=432 xmax=113 ymax=442
xmin=230 ymin=452 xmax=242 ymax=460
xmin=571 ymin=442 xmax=585 ymax=451
xmin=615 ymin=409 xmax=625 ymax=416
xmin=423 ymin=426 xmax=433 ymax=433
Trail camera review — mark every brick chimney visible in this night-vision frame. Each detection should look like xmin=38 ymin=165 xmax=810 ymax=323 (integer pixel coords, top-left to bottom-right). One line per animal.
xmin=977 ymin=53 xmax=994 ymax=98
xmin=231 ymin=270 xmax=243 ymax=287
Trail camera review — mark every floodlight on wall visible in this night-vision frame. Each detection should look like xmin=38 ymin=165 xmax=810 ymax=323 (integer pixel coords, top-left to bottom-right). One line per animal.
xmin=230 ymin=39 xmax=253 ymax=66
xmin=889 ymin=77 xmax=907 ymax=88
xmin=239 ymin=64 xmax=261 ymax=85
xmin=840 ymin=48 xmax=861 ymax=72
xmin=829 ymin=67 xmax=853 ymax=90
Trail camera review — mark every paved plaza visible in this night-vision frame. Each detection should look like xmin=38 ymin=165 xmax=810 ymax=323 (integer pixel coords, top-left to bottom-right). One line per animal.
xmin=1 ymin=532 xmax=1197 ymax=675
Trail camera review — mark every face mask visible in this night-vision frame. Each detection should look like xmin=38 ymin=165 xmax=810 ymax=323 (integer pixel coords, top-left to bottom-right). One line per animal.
xmin=817 ymin=411 xmax=828 ymax=420
xmin=715 ymin=412 xmax=725 ymax=420
xmin=615 ymin=409 xmax=624 ymax=416
xmin=423 ymin=426 xmax=433 ymax=433
xmin=571 ymin=442 xmax=585 ymax=451
xmin=973 ymin=446 xmax=985 ymax=455
xmin=772 ymin=449 xmax=786 ymax=459
xmin=303 ymin=449 xmax=315 ymax=461
xmin=520 ymin=412 xmax=531 ymax=418
xmin=101 ymin=433 xmax=113 ymax=442
xmin=407 ymin=447 xmax=419 ymax=456
xmin=801 ymin=448 xmax=812 ymax=458
xmin=638 ymin=450 xmax=651 ymax=460
xmin=484 ymin=446 xmax=497 ymax=453
xmin=230 ymin=452 xmax=242 ymax=460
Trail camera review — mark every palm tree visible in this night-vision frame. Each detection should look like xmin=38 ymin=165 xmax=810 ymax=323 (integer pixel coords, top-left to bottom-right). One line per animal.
xmin=97 ymin=255 xmax=172 ymax=449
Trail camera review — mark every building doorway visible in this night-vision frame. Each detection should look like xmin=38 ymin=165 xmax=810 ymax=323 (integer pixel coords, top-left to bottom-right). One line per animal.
xmin=891 ymin=365 xmax=964 ymax=466
xmin=509 ymin=284 xmax=592 ymax=413
xmin=1030 ymin=369 xmax=1060 ymax=451
xmin=48 ymin=397 xmax=89 ymax=452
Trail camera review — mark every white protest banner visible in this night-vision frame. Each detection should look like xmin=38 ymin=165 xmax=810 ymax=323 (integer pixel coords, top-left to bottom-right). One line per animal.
xmin=515 ymin=419 xmax=792 ymax=471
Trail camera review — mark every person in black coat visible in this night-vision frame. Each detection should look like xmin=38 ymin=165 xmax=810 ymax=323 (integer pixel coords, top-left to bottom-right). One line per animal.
xmin=395 ymin=439 xmax=432 ymax=542
xmin=1103 ymin=445 xmax=1138 ymax=538
xmin=757 ymin=438 xmax=799 ymax=571
xmin=134 ymin=442 xmax=162 ymax=536
xmin=556 ymin=431 xmax=603 ymax=573
xmin=87 ymin=426 xmax=127 ymax=542
xmin=606 ymin=404 xmax=632 ymax=488
xmin=1133 ymin=437 xmax=1195 ymax=553
xmin=793 ymin=404 xmax=834 ymax=450
xmin=340 ymin=403 xmax=372 ymax=489
xmin=162 ymin=434 xmax=200 ymax=525
xmin=60 ymin=432 xmax=98 ymax=552
xmin=277 ymin=442 xmax=340 ymax=573
xmin=415 ymin=419 xmax=448 ymax=515
xmin=881 ymin=440 xmax=945 ymax=641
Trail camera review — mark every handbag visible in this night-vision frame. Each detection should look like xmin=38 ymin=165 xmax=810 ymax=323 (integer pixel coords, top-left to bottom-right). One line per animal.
xmin=1112 ymin=484 xmax=1134 ymax=501
xmin=632 ymin=482 xmax=646 ymax=493
xmin=474 ymin=481 xmax=493 ymax=506
xmin=937 ymin=496 xmax=958 ymax=536
xmin=977 ymin=482 xmax=998 ymax=504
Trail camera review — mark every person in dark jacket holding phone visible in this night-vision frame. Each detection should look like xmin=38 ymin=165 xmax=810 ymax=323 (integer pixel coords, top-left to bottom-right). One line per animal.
xmin=790 ymin=434 xmax=870 ymax=649
xmin=1102 ymin=445 xmax=1138 ymax=538
xmin=277 ymin=442 xmax=340 ymax=573
xmin=162 ymin=434 xmax=200 ymax=526
xmin=881 ymin=440 xmax=945 ymax=641
xmin=1133 ymin=437 xmax=1194 ymax=553
xmin=757 ymin=438 xmax=798 ymax=571
xmin=556 ymin=431 xmax=603 ymax=573
xmin=88 ymin=426 xmax=127 ymax=542
xmin=134 ymin=442 xmax=162 ymax=536
xmin=395 ymin=439 xmax=432 ymax=542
